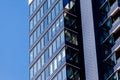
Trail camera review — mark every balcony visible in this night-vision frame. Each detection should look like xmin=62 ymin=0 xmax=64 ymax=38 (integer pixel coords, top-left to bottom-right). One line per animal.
xmin=112 ymin=37 xmax=120 ymax=52
xmin=108 ymin=0 xmax=120 ymax=16
xmin=109 ymin=17 xmax=120 ymax=34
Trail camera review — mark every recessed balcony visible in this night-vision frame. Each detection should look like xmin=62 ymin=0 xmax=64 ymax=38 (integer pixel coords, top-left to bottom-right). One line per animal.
xmin=109 ymin=17 xmax=120 ymax=34
xmin=108 ymin=0 xmax=120 ymax=16
xmin=112 ymin=37 xmax=120 ymax=52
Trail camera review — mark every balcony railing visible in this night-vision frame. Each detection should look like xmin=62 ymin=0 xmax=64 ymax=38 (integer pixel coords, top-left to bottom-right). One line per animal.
xmin=112 ymin=37 xmax=120 ymax=52
xmin=108 ymin=0 xmax=120 ymax=16
xmin=109 ymin=17 xmax=120 ymax=33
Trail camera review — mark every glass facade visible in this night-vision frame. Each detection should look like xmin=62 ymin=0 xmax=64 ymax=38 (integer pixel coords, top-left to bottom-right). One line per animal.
xmin=98 ymin=0 xmax=120 ymax=79
xmin=29 ymin=0 xmax=85 ymax=80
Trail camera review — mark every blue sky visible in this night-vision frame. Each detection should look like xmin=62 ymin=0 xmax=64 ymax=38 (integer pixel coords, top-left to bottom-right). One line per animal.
xmin=0 ymin=0 xmax=29 ymax=80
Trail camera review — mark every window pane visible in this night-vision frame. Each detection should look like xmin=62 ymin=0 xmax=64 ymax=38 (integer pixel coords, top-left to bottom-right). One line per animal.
xmin=41 ymin=22 xmax=44 ymax=33
xmin=49 ymin=29 xmax=52 ymax=40
xmin=52 ymin=8 xmax=55 ymax=20
xmin=30 ymin=20 xmax=33 ymax=30
xmin=41 ymin=71 xmax=45 ymax=80
xmin=45 ymin=49 xmax=49 ymax=63
xmin=48 ymin=13 xmax=52 ymax=25
xmin=38 ymin=58 xmax=41 ymax=71
xmin=62 ymin=67 xmax=66 ymax=80
xmin=55 ymin=3 xmax=59 ymax=15
xmin=34 ymin=31 xmax=37 ymax=42
xmin=34 ymin=47 xmax=37 ymax=58
xmin=60 ymin=0 xmax=63 ymax=11
xmin=34 ymin=63 xmax=37 ymax=75
xmin=49 ymin=45 xmax=52 ymax=58
xmin=34 ymin=0 xmax=36 ymax=10
xmin=52 ymin=24 xmax=56 ymax=37
xmin=53 ymin=41 xmax=56 ymax=53
xmin=30 ymin=67 xmax=33 ymax=79
xmin=56 ymin=19 xmax=60 ymax=32
xmin=61 ymin=31 xmax=65 ymax=44
xmin=48 ymin=0 xmax=51 ymax=8
xmin=30 ymin=35 xmax=33 ymax=46
xmin=58 ymin=71 xmax=62 ymax=80
xmin=54 ymin=58 xmax=57 ymax=70
xmin=34 ymin=15 xmax=37 ymax=26
xmin=43 ymin=1 xmax=48 ymax=13
xmin=50 ymin=63 xmax=53 ymax=75
xmin=41 ymin=37 xmax=44 ymax=49
xmin=30 ymin=4 xmax=33 ymax=15
xmin=30 ymin=51 xmax=34 ymax=62
xmin=72 ymin=33 xmax=78 ymax=45
xmin=41 ymin=54 xmax=44 ymax=66
xmin=45 ymin=33 xmax=49 ymax=45
xmin=41 ymin=6 xmax=43 ymax=17
xmin=57 ymin=36 xmax=60 ymax=49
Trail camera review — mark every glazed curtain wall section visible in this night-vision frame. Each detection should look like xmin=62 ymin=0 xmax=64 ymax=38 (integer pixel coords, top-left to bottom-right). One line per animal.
xmin=30 ymin=0 xmax=63 ymax=47
xmin=30 ymin=31 xmax=65 ymax=79
xmin=29 ymin=15 xmax=64 ymax=63
xmin=30 ymin=48 xmax=66 ymax=80
xmin=29 ymin=0 xmax=63 ymax=32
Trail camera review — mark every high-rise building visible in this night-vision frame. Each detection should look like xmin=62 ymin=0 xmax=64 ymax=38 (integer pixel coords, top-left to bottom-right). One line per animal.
xmin=28 ymin=0 xmax=120 ymax=80
xmin=94 ymin=0 xmax=120 ymax=80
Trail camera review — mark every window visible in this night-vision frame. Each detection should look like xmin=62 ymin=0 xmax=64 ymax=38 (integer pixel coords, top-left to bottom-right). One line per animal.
xmin=45 ymin=33 xmax=49 ymax=45
xmin=72 ymin=33 xmax=78 ymax=45
xmin=34 ymin=31 xmax=37 ymax=42
xmin=30 ymin=67 xmax=34 ymax=79
xmin=51 ymin=0 xmax=55 ymax=4
xmin=30 ymin=35 xmax=33 ymax=46
xmin=57 ymin=36 xmax=60 ymax=49
xmin=30 ymin=20 xmax=33 ymax=31
xmin=55 ymin=3 xmax=59 ymax=16
xmin=60 ymin=0 xmax=63 ymax=11
xmin=37 ymin=26 xmax=40 ymax=38
xmin=52 ymin=8 xmax=55 ymax=20
xmin=54 ymin=58 xmax=57 ymax=70
xmin=37 ymin=59 xmax=41 ymax=71
xmin=61 ymin=31 xmax=65 ymax=44
xmin=45 ymin=67 xmax=49 ymax=79
xmin=50 ymin=63 xmax=53 ymax=75
xmin=58 ymin=71 xmax=62 ymax=80
xmin=62 ymin=49 xmax=65 ymax=59
xmin=41 ymin=71 xmax=45 ymax=80
xmin=30 ymin=51 xmax=34 ymax=62
xmin=52 ymin=24 xmax=56 ymax=37
xmin=41 ymin=37 xmax=44 ymax=49
xmin=41 ymin=22 xmax=44 ymax=33
xmin=56 ymin=19 xmax=60 ymax=32
xmin=41 ymin=6 xmax=43 ymax=17
xmin=37 ymin=0 xmax=40 ymax=6
xmin=45 ymin=49 xmax=49 ymax=63
xmin=30 ymin=4 xmax=33 ymax=15
xmin=65 ymin=30 xmax=78 ymax=45
xmin=62 ymin=67 xmax=66 ymax=80
xmin=49 ymin=28 xmax=52 ymax=40
xmin=34 ymin=47 xmax=37 ymax=58
xmin=48 ymin=13 xmax=52 ymax=25
xmin=34 ymin=0 xmax=36 ymax=11
xmin=49 ymin=45 xmax=52 ymax=58
xmin=60 ymin=15 xmax=64 ymax=27
xmin=58 ymin=53 xmax=62 ymax=66
xmin=48 ymin=0 xmax=51 ymax=8
xmin=53 ymin=41 xmax=56 ymax=53
xmin=34 ymin=63 xmax=37 ymax=75
xmin=44 ymin=17 xmax=48 ymax=29
xmin=41 ymin=54 xmax=44 ymax=66
xmin=34 ymin=15 xmax=37 ymax=26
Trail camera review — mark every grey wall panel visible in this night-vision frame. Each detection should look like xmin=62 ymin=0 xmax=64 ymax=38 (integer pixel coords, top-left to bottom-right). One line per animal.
xmin=80 ymin=0 xmax=99 ymax=80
